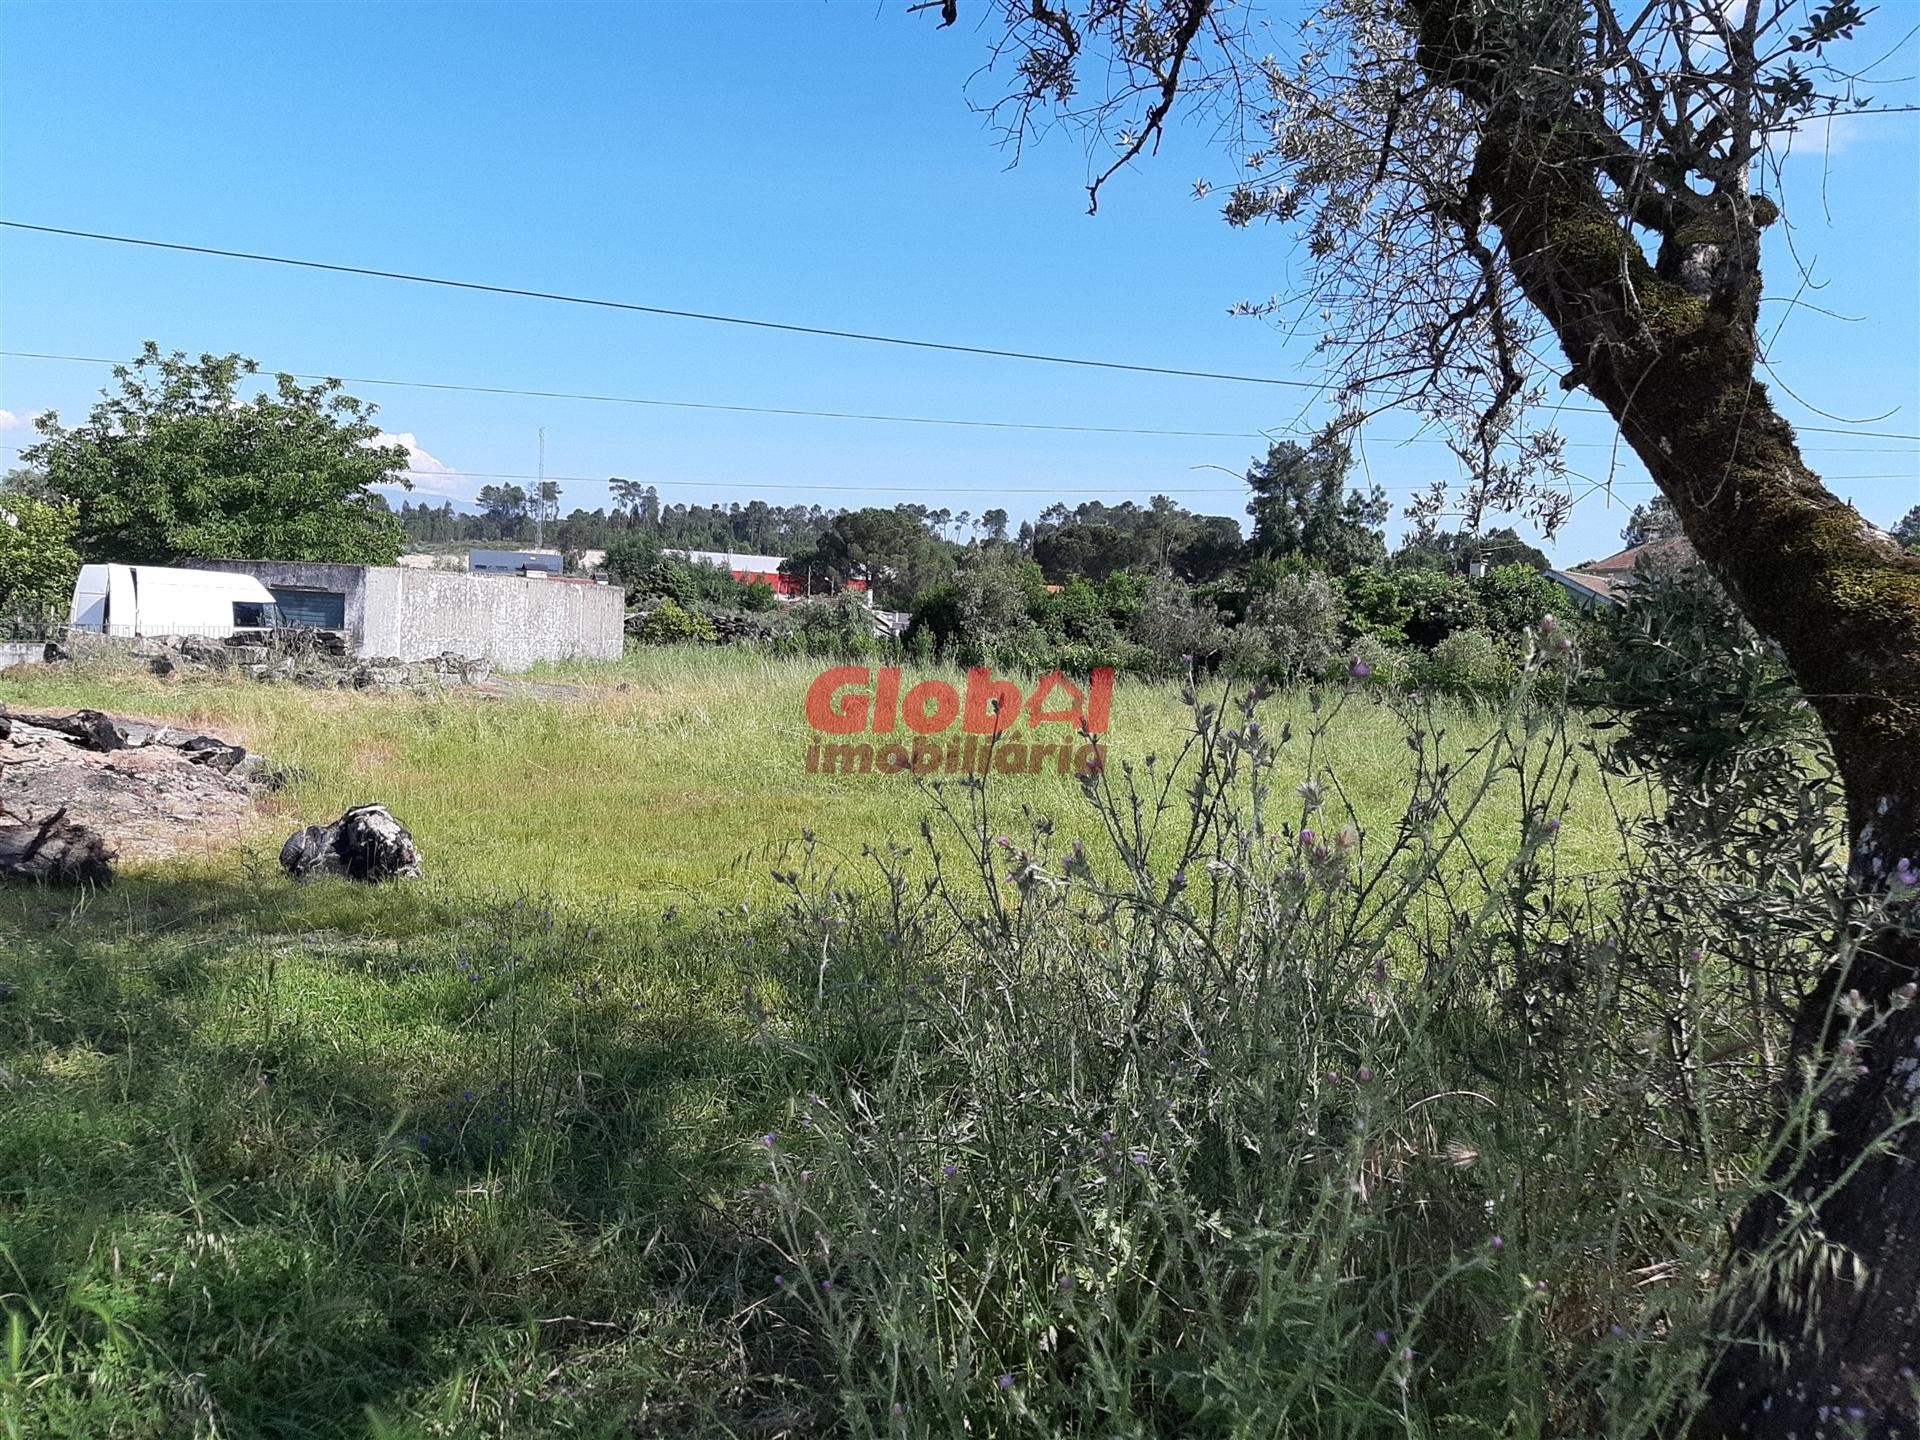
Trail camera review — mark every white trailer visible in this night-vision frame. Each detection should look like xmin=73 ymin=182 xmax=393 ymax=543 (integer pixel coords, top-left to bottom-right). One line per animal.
xmin=67 ymin=564 xmax=281 ymax=639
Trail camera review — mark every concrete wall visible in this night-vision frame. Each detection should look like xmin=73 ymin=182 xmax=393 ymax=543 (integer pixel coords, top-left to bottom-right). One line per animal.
xmin=191 ymin=560 xmax=623 ymax=671
xmin=0 ymin=641 xmax=45 ymax=672
xmin=361 ymin=569 xmax=624 ymax=670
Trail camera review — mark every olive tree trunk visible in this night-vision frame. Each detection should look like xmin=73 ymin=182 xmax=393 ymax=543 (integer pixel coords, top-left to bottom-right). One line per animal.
xmin=1427 ymin=47 xmax=1920 ymax=1435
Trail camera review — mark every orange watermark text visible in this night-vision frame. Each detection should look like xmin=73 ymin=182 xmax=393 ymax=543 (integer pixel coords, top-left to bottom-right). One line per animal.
xmin=802 ymin=665 xmax=1112 ymax=777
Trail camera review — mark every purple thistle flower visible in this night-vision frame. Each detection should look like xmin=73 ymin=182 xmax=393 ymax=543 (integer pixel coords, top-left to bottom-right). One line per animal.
xmin=1351 ymin=659 xmax=1373 ymax=679
xmin=1896 ymin=857 xmax=1918 ymax=887
xmin=996 ymin=1374 xmax=1015 ymax=1390
xmin=761 ymin=1132 xmax=779 ymax=1147
xmin=1130 ymin=1151 xmax=1148 ymax=1166
xmin=942 ymin=1163 xmax=957 ymax=1178
xmin=1491 ymin=1235 xmax=1504 ymax=1250
xmin=1357 ymin=1065 xmax=1374 ymax=1082
xmin=1373 ymin=1329 xmax=1391 ymax=1346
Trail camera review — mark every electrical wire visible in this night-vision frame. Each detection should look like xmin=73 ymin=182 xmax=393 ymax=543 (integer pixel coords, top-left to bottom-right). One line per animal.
xmin=0 ymin=221 xmax=1324 ymax=390
xmin=6 ymin=349 xmax=1915 ymax=452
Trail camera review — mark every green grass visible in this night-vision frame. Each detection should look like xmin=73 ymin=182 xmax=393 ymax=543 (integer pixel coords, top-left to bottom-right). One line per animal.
xmin=0 ymin=647 xmax=1642 ymax=1437
xmin=0 ymin=648 xmax=1624 ymax=903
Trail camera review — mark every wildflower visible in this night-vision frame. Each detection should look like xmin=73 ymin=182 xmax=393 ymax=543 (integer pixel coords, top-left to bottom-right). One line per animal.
xmin=1356 ymin=1065 xmax=1374 ymax=1082
xmin=1896 ymin=857 xmax=1918 ymax=887
xmin=1299 ymin=828 xmax=1317 ymax=848
xmin=1325 ymin=1070 xmax=1341 ymax=1084
xmin=1893 ymin=983 xmax=1917 ymax=1009
xmin=1373 ymin=1329 xmax=1391 ymax=1346
xmin=1057 ymin=1274 xmax=1075 ymax=1291
xmin=1444 ymin=1140 xmax=1479 ymax=1168
xmin=892 ymin=1402 xmax=904 ymax=1417
xmin=1609 ymin=1323 xmax=1625 ymax=1337
xmin=942 ymin=1163 xmax=958 ymax=1178
xmin=1538 ymin=615 xmax=1557 ymax=633
xmin=1491 ymin=1235 xmax=1504 ymax=1250
xmin=1400 ymin=1347 xmax=1414 ymax=1363
xmin=761 ymin=1132 xmax=779 ymax=1148
xmin=1542 ymin=817 xmax=1561 ymax=835
xmin=1130 ymin=1151 xmax=1148 ymax=1166
xmin=1351 ymin=659 xmax=1373 ymax=679
xmin=1297 ymin=778 xmax=1324 ymax=808
xmin=996 ymin=1374 xmax=1015 ymax=1390
xmin=1838 ymin=989 xmax=1868 ymax=1020
xmin=1335 ymin=823 xmax=1360 ymax=851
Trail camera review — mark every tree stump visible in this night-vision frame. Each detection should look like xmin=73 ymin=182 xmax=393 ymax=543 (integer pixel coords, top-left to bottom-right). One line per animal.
xmin=280 ymin=805 xmax=422 ymax=882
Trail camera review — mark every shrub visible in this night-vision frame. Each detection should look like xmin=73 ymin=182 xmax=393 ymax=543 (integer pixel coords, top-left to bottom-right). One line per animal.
xmin=1472 ymin=563 xmax=1572 ymax=639
xmin=1341 ymin=568 xmax=1485 ymax=650
xmin=633 ymin=598 xmax=718 ymax=645
xmin=745 ymin=665 xmax=1872 ymax=1438
xmin=1409 ymin=626 xmax=1514 ymax=700
xmin=1240 ymin=568 xmax=1344 ymax=679
xmin=1129 ymin=578 xmax=1230 ymax=673
xmin=0 ymin=493 xmax=80 ymax=634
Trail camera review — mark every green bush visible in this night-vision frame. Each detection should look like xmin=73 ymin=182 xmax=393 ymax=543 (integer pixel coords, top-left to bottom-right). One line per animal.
xmin=0 ymin=493 xmax=80 ymax=633
xmin=1410 ymin=626 xmax=1515 ymax=700
xmin=1473 ymin=563 xmax=1572 ymax=639
xmin=1341 ymin=568 xmax=1485 ymax=649
xmin=633 ymin=598 xmax=718 ymax=645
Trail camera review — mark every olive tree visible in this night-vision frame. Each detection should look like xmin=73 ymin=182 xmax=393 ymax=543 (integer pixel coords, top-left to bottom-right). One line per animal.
xmin=927 ymin=2 xmax=1916 ymax=1432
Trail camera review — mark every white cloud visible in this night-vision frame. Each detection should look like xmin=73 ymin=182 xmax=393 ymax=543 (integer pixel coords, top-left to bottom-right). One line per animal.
xmin=369 ymin=430 xmax=470 ymax=499
xmin=0 ymin=407 xmax=46 ymax=433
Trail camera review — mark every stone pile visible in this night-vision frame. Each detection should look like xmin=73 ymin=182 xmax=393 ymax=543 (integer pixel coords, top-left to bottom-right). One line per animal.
xmin=131 ymin=633 xmax=493 ymax=690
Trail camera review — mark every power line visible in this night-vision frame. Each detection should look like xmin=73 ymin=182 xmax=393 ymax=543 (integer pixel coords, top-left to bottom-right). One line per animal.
xmin=0 ymin=221 xmax=1327 ymax=391
xmin=6 ymin=349 xmax=1915 ymax=453
xmin=0 ymin=350 xmax=1272 ymax=442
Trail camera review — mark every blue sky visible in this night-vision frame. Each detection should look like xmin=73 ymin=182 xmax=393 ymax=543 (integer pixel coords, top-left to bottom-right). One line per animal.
xmin=2 ymin=1 xmax=1914 ymax=565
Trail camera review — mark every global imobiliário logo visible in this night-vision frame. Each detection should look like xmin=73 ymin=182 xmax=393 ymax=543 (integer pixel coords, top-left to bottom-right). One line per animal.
xmin=803 ymin=665 xmax=1113 ymax=776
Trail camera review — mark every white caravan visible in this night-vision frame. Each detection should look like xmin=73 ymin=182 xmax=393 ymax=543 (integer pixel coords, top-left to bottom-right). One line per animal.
xmin=68 ymin=564 xmax=280 ymax=639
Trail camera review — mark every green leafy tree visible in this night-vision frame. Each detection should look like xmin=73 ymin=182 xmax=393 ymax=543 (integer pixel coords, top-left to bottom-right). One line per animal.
xmin=24 ymin=343 xmax=409 ymax=565
xmin=0 ymin=493 xmax=81 ymax=626
xmin=1393 ymin=525 xmax=1549 ymax=574
xmin=786 ymin=506 xmax=953 ymax=608
xmin=1244 ymin=435 xmax=1387 ymax=575
xmin=1472 ymin=563 xmax=1572 ymax=639
xmin=1893 ymin=505 xmax=1920 ymax=554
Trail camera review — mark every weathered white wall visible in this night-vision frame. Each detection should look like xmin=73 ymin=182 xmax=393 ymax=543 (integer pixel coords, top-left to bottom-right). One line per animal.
xmin=360 ymin=570 xmax=624 ymax=671
xmin=0 ymin=642 xmax=45 ymax=672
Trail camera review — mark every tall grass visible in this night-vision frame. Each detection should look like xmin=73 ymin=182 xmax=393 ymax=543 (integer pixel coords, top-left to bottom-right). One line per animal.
xmin=2 ymin=646 xmax=1900 ymax=1435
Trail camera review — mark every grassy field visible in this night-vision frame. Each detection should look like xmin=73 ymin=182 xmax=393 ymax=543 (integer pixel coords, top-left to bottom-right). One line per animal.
xmin=0 ymin=648 xmax=1625 ymax=903
xmin=0 ymin=648 xmax=1659 ymax=1437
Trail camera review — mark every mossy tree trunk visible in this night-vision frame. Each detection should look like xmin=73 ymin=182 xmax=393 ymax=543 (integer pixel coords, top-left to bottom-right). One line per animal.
xmin=1402 ymin=6 xmax=1920 ymax=1428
